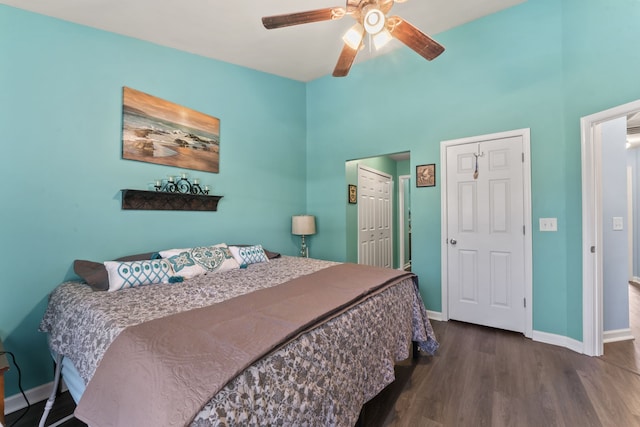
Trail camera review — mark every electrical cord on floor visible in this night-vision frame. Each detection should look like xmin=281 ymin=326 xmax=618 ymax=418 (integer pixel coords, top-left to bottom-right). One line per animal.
xmin=0 ymin=351 xmax=30 ymax=427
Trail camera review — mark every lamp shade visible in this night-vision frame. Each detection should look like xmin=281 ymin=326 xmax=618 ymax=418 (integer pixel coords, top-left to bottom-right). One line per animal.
xmin=292 ymin=215 xmax=316 ymax=236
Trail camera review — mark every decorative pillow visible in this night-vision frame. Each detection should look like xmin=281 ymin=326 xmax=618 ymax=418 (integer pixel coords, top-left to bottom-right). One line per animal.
xmin=74 ymin=252 xmax=157 ymax=291
xmin=229 ymin=245 xmax=269 ymax=267
xmin=103 ymin=259 xmax=175 ymax=292
xmin=230 ymin=245 xmax=281 ymax=260
xmin=160 ymin=249 xmax=206 ymax=279
xmin=263 ymin=249 xmax=281 ymax=259
xmin=159 ymin=243 xmax=240 ymax=278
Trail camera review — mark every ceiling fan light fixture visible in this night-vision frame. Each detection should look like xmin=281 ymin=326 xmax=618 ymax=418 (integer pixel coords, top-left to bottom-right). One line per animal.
xmin=261 ymin=0 xmax=445 ymax=78
xmin=373 ymin=28 xmax=392 ymax=50
xmin=342 ymin=23 xmax=365 ymax=50
xmin=363 ymin=8 xmax=385 ymax=34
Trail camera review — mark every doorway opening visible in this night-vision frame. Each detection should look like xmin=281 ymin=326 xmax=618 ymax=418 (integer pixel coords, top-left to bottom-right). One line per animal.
xmin=345 ymin=152 xmax=411 ymax=269
xmin=581 ymin=99 xmax=640 ymax=356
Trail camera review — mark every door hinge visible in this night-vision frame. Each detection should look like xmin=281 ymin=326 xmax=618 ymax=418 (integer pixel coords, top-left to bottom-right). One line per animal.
xmin=522 ymin=152 xmax=525 ymax=162
xmin=523 ymin=225 xmax=525 ymax=235
xmin=590 ymin=246 xmax=596 ymax=253
xmin=524 ymin=298 xmax=527 ymax=308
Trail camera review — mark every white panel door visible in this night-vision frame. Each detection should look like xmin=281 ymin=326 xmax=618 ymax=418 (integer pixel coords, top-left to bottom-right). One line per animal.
xmin=358 ymin=166 xmax=393 ymax=268
xmin=446 ymin=135 xmax=526 ymax=333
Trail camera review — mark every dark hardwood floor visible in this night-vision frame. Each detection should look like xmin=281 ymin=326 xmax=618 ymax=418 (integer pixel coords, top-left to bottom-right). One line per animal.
xmin=5 ymin=391 xmax=85 ymax=427
xmin=598 ymin=281 xmax=640 ymax=375
xmin=362 ymin=283 xmax=640 ymax=426
xmin=362 ymin=319 xmax=640 ymax=426
xmin=8 ymin=285 xmax=640 ymax=426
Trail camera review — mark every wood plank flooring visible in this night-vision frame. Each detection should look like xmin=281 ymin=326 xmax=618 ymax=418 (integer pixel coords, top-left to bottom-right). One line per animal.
xmin=7 ymin=285 xmax=640 ymax=427
xmin=361 ymin=319 xmax=640 ymax=427
xmin=598 ymin=281 xmax=640 ymax=375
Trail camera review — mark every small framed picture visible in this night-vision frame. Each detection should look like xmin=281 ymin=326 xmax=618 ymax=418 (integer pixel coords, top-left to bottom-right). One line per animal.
xmin=348 ymin=184 xmax=357 ymax=204
xmin=416 ymin=164 xmax=436 ymax=187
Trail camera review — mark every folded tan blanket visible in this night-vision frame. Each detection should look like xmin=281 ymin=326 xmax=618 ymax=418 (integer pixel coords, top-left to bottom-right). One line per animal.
xmin=75 ymin=263 xmax=413 ymax=427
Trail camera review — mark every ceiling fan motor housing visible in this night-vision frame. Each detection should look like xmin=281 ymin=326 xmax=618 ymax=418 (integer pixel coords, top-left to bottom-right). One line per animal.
xmin=362 ymin=6 xmax=385 ymax=34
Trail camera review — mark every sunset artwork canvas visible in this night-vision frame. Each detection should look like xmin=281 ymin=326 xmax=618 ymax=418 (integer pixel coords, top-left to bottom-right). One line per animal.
xmin=122 ymin=87 xmax=220 ymax=173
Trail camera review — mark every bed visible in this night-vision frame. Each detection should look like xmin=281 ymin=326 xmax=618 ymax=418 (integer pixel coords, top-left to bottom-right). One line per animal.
xmin=38 ymin=244 xmax=438 ymax=427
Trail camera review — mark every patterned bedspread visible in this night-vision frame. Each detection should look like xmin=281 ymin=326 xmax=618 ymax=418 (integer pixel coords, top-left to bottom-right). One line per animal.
xmin=40 ymin=256 xmax=438 ymax=426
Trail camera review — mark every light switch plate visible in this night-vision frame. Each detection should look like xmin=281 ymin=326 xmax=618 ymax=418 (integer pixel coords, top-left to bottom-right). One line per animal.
xmin=539 ymin=218 xmax=557 ymax=232
xmin=613 ymin=217 xmax=624 ymax=231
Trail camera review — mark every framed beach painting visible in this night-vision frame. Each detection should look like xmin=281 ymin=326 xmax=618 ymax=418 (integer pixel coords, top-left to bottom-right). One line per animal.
xmin=122 ymin=87 xmax=220 ymax=173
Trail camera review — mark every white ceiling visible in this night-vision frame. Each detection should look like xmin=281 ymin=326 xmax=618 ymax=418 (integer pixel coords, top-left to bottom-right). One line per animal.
xmin=3 ymin=0 xmax=525 ymax=81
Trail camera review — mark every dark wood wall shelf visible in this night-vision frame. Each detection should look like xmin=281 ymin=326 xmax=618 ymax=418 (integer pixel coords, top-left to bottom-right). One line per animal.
xmin=121 ymin=189 xmax=222 ymax=211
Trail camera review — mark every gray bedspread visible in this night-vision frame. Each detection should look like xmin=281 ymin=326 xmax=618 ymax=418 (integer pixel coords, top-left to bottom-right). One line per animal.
xmin=40 ymin=256 xmax=438 ymax=426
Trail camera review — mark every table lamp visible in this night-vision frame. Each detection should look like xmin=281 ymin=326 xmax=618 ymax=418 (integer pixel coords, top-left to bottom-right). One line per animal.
xmin=292 ymin=215 xmax=316 ymax=257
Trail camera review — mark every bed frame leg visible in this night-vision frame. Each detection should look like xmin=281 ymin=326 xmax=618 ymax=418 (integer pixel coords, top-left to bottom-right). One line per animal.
xmin=38 ymin=354 xmax=74 ymax=427
xmin=412 ymin=341 xmax=419 ymax=359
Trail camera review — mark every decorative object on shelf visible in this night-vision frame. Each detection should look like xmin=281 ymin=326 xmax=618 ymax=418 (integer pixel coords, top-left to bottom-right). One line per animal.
xmin=122 ymin=87 xmax=220 ymax=173
xmin=121 ymin=189 xmax=222 ymax=211
xmin=155 ymin=173 xmax=210 ymax=195
xmin=348 ymin=184 xmax=357 ymax=204
xmin=292 ymin=215 xmax=316 ymax=258
xmin=416 ymin=163 xmax=436 ymax=187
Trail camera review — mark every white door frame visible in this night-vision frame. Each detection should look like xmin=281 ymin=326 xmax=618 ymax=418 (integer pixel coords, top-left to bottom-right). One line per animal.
xmin=581 ymin=99 xmax=640 ymax=356
xmin=398 ymin=174 xmax=411 ymax=270
xmin=440 ymin=128 xmax=533 ymax=338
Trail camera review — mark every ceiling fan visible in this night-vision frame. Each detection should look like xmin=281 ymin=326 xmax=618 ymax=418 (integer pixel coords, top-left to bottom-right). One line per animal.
xmin=262 ymin=0 xmax=445 ymax=77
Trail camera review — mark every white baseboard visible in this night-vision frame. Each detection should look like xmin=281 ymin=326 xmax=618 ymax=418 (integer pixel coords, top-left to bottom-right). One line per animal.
xmin=4 ymin=380 xmax=66 ymax=416
xmin=423 ymin=316 xmax=588 ymax=355
xmin=532 ymin=330 xmax=585 ymax=354
xmin=427 ymin=310 xmax=444 ymax=321
xmin=5 ymin=381 xmax=52 ymax=415
xmin=603 ymin=328 xmax=634 ymax=343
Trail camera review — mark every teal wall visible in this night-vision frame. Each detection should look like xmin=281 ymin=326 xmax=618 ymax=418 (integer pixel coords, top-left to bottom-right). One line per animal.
xmin=307 ymin=0 xmax=640 ymax=343
xmin=0 ymin=6 xmax=306 ymax=395
xmin=4 ymin=0 xmax=640 ymax=399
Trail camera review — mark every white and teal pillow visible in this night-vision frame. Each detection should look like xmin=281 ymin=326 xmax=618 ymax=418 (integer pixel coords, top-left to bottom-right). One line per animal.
xmin=160 ymin=249 xmax=205 ymax=279
xmin=103 ymin=259 xmax=175 ymax=292
xmin=160 ymin=243 xmax=240 ymax=278
xmin=229 ymin=245 xmax=269 ymax=267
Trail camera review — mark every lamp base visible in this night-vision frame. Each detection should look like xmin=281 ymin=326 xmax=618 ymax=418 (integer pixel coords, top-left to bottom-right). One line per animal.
xmin=300 ymin=235 xmax=309 ymax=258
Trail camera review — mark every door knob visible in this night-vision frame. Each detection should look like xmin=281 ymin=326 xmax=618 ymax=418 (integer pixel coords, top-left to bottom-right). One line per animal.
xmin=450 ymin=238 xmax=457 ymax=245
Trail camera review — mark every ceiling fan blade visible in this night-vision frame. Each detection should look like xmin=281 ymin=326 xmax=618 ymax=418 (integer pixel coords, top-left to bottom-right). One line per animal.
xmin=262 ymin=7 xmax=346 ymax=29
xmin=388 ymin=16 xmax=445 ymax=61
xmin=333 ymin=43 xmax=359 ymax=77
